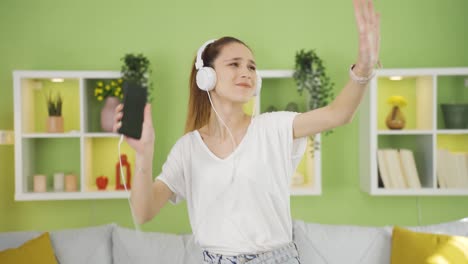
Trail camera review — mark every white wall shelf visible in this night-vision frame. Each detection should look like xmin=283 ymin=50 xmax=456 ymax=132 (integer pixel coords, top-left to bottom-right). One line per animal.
xmin=360 ymin=67 xmax=468 ymax=196
xmin=14 ymin=70 xmax=322 ymax=200
xmin=15 ymin=191 xmax=129 ymax=201
xmin=13 ymin=70 xmax=135 ymax=201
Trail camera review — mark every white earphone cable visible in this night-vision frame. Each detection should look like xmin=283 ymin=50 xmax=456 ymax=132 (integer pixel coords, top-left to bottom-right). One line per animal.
xmin=118 ymin=134 xmax=141 ymax=232
xmin=204 ymin=90 xmax=258 ymax=184
xmin=206 ymin=91 xmax=237 ymax=181
xmin=206 ymin=91 xmax=237 ymax=152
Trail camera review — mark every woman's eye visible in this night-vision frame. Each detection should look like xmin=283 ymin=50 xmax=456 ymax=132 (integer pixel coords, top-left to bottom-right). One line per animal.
xmin=230 ymin=63 xmax=238 ymax=67
xmin=249 ymin=66 xmax=256 ymax=71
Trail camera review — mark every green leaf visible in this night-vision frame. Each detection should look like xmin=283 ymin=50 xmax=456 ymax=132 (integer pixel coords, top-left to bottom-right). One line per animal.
xmin=293 ymin=49 xmax=335 ymax=135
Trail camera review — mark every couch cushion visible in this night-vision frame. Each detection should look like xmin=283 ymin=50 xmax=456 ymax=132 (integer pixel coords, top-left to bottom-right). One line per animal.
xmin=112 ymin=225 xmax=185 ymax=264
xmin=293 ymin=220 xmax=392 ymax=264
xmin=391 ymin=226 xmax=468 ymax=264
xmin=50 ymin=224 xmax=114 ymax=264
xmin=0 ymin=232 xmax=58 ymax=264
xmin=0 ymin=230 xmax=41 ymax=251
xmin=181 ymin=234 xmax=204 ymax=264
xmin=405 ymin=219 xmax=468 ymax=237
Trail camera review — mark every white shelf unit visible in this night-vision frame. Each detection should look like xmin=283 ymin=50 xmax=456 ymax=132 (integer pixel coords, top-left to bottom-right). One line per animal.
xmin=360 ymin=67 xmax=468 ymax=196
xmin=13 ymin=70 xmax=321 ymax=201
xmin=13 ymin=70 xmax=133 ymax=201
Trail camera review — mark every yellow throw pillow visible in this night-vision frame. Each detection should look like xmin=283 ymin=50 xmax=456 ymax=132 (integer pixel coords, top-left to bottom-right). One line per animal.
xmin=391 ymin=226 xmax=468 ymax=264
xmin=0 ymin=232 xmax=58 ymax=264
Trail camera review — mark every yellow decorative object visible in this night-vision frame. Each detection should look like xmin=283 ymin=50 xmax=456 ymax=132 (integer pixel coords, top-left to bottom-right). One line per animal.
xmin=93 ymin=79 xmax=123 ymax=101
xmin=386 ymin=95 xmax=407 ymax=130
xmin=0 ymin=232 xmax=58 ymax=264
xmin=391 ymin=226 xmax=468 ymax=264
xmin=387 ymin=95 xmax=408 ymax=107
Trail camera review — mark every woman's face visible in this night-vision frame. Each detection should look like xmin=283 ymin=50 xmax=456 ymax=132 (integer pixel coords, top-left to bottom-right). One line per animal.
xmin=212 ymin=42 xmax=257 ymax=103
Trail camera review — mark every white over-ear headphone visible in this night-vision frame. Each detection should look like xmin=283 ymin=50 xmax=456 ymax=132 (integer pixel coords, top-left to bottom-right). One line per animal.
xmin=195 ymin=39 xmax=262 ymax=96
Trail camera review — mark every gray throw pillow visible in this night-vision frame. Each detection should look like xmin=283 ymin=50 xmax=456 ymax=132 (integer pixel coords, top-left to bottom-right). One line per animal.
xmin=293 ymin=220 xmax=391 ymax=264
xmin=112 ymin=225 xmax=185 ymax=264
xmin=0 ymin=231 xmax=42 ymax=251
xmin=50 ymin=224 xmax=115 ymax=264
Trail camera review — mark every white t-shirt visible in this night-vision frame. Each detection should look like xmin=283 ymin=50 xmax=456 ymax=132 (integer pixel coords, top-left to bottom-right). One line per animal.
xmin=156 ymin=111 xmax=307 ymax=255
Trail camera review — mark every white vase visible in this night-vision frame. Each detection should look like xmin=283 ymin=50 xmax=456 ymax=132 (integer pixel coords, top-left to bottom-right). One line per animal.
xmin=53 ymin=172 xmax=65 ymax=192
xmin=100 ymin=97 xmax=120 ymax=132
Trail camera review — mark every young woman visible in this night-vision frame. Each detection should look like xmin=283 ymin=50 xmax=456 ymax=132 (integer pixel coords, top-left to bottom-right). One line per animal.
xmin=114 ymin=1 xmax=380 ymax=263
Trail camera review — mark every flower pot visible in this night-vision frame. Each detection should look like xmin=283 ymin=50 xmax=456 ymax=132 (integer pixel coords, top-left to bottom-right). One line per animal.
xmin=386 ymin=106 xmax=406 ymax=130
xmin=46 ymin=116 xmax=64 ymax=133
xmin=441 ymin=104 xmax=468 ymax=129
xmin=101 ymin=97 xmax=120 ymax=132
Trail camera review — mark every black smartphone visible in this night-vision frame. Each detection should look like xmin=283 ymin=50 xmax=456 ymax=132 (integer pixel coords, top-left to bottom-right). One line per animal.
xmin=118 ymin=81 xmax=148 ymax=139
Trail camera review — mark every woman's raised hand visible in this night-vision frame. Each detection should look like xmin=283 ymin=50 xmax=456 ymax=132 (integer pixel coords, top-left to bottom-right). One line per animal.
xmin=353 ymin=0 xmax=381 ymax=75
xmin=113 ymin=103 xmax=155 ymax=155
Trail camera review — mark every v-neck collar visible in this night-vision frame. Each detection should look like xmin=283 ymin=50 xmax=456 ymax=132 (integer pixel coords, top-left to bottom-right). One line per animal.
xmin=194 ymin=119 xmax=255 ymax=162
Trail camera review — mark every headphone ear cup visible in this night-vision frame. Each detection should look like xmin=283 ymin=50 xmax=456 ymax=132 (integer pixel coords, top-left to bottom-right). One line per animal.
xmin=254 ymin=71 xmax=262 ymax=96
xmin=196 ymin=67 xmax=217 ymax=91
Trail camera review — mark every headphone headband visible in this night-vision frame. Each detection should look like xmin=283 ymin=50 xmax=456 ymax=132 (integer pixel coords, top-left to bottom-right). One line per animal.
xmin=195 ymin=39 xmax=216 ymax=70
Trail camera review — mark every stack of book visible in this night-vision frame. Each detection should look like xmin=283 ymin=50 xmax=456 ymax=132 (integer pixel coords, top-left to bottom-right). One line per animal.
xmin=436 ymin=149 xmax=468 ymax=189
xmin=377 ymin=149 xmax=422 ymax=189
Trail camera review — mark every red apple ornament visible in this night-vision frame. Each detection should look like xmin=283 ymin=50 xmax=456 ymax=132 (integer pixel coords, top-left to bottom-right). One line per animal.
xmin=96 ymin=175 xmax=108 ymax=190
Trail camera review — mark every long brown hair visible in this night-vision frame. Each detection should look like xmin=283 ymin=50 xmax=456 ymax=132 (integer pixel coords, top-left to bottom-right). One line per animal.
xmin=184 ymin=37 xmax=250 ymax=133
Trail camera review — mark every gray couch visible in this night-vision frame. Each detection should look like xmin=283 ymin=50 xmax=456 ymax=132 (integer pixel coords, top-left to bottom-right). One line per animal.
xmin=1 ymin=219 xmax=467 ymax=263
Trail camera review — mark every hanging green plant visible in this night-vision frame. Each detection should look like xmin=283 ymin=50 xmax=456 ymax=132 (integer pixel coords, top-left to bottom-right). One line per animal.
xmin=293 ymin=49 xmax=335 ymax=111
xmin=293 ymin=49 xmax=335 ymax=152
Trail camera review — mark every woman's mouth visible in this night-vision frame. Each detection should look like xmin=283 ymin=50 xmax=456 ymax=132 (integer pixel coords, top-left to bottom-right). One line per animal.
xmin=236 ymin=83 xmax=251 ymax=88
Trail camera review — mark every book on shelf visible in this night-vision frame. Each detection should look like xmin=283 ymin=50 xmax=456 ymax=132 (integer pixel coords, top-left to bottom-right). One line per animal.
xmin=436 ymin=149 xmax=468 ymax=189
xmin=454 ymin=152 xmax=468 ymax=188
xmin=436 ymin=149 xmax=449 ymax=188
xmin=377 ymin=148 xmax=421 ymax=189
xmin=377 ymin=149 xmax=405 ymax=188
xmin=399 ymin=149 xmax=422 ymax=189
xmin=377 ymin=150 xmax=393 ymax=188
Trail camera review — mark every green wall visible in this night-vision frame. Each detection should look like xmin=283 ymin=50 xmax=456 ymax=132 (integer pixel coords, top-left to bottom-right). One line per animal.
xmin=1 ymin=0 xmax=468 ymax=233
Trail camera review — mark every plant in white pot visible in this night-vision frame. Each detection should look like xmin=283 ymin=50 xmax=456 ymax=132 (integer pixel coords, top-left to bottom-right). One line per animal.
xmin=45 ymin=91 xmax=63 ymax=133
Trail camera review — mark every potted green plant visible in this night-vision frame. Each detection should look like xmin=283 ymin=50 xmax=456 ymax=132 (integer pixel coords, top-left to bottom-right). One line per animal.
xmin=441 ymin=104 xmax=468 ymax=129
xmin=116 ymin=53 xmax=153 ymax=138
xmin=45 ymin=91 xmax=63 ymax=133
xmin=120 ymin=53 xmax=153 ymax=102
xmin=94 ymin=79 xmax=123 ymax=132
xmin=293 ymin=49 xmax=335 ymax=151
xmin=440 ymin=81 xmax=468 ymax=129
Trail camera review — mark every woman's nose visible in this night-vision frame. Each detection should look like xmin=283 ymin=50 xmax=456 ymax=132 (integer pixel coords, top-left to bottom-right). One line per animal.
xmin=240 ymin=67 xmax=252 ymax=79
